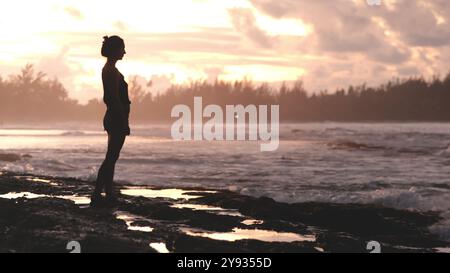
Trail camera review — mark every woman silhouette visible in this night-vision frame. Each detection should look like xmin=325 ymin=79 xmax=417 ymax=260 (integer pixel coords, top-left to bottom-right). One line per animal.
xmin=91 ymin=35 xmax=131 ymax=207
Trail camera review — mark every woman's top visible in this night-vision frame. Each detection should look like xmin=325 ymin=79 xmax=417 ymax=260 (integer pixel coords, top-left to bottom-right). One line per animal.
xmin=102 ymin=69 xmax=131 ymax=135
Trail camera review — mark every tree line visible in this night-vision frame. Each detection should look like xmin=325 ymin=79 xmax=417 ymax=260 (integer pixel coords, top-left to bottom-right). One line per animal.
xmin=1 ymin=64 xmax=450 ymax=123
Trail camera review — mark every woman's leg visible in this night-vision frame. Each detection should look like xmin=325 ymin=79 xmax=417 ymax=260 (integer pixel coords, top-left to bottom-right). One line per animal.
xmin=103 ymin=133 xmax=126 ymax=197
xmin=93 ymin=133 xmax=126 ymax=199
xmin=92 ymin=137 xmax=108 ymax=198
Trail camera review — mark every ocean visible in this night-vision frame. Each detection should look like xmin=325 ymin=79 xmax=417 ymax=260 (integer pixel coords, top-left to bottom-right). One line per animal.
xmin=1 ymin=122 xmax=449 ymax=241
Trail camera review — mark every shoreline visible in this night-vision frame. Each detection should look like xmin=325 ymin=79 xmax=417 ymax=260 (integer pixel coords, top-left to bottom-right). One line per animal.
xmin=0 ymin=170 xmax=448 ymax=253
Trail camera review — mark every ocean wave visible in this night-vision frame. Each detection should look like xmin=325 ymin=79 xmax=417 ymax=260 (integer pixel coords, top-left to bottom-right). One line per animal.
xmin=368 ymin=188 xmax=436 ymax=211
xmin=246 ymin=186 xmax=450 ymax=241
xmin=120 ymin=156 xmax=200 ymax=165
xmin=59 ymin=131 xmax=86 ymax=136
xmin=59 ymin=130 xmax=107 ymax=137
xmin=1 ymin=157 xmax=77 ymax=173
xmin=437 ymin=146 xmax=450 ymax=157
xmin=0 ymin=152 xmax=32 ymax=162
xmin=326 ymin=140 xmax=387 ymax=151
xmin=0 ymin=130 xmax=104 ymax=137
xmin=0 ymin=163 xmax=35 ymax=173
xmin=323 ymin=127 xmax=357 ymax=135
xmin=326 ymin=139 xmax=434 ymax=156
xmin=42 ymin=159 xmax=77 ymax=171
xmin=290 ymin=129 xmax=304 ymax=133
xmin=389 ymin=132 xmax=450 ymax=140
xmin=263 ymin=186 xmax=450 ymax=212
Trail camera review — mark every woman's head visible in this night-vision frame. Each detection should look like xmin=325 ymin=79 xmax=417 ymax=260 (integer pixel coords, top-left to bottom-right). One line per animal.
xmin=101 ymin=35 xmax=126 ymax=60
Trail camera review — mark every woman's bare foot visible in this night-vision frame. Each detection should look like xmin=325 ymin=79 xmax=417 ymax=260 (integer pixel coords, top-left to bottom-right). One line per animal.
xmin=89 ymin=193 xmax=103 ymax=207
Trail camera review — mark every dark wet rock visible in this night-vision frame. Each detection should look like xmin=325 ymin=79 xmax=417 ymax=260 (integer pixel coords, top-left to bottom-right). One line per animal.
xmin=193 ymin=191 xmax=447 ymax=251
xmin=80 ymin=235 xmax=154 ymax=253
xmin=130 ymin=220 xmax=153 ymax=228
xmin=253 ymin=219 xmax=308 ymax=234
xmin=171 ymin=234 xmax=318 ymax=253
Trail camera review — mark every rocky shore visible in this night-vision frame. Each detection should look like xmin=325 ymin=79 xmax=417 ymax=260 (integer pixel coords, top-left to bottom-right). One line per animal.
xmin=0 ymin=171 xmax=448 ymax=253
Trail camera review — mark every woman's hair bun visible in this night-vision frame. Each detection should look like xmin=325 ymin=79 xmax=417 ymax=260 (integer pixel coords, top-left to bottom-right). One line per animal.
xmin=101 ymin=35 xmax=124 ymax=57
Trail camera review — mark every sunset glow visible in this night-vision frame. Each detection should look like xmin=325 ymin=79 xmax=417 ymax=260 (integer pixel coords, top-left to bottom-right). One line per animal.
xmin=2 ymin=0 xmax=450 ymax=103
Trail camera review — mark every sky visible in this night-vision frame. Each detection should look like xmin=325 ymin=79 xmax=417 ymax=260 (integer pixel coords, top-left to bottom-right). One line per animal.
xmin=2 ymin=0 xmax=450 ymax=104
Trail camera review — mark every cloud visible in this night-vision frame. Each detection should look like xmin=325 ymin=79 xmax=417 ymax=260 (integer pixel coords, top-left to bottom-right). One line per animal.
xmin=228 ymin=8 xmax=274 ymax=48
xmin=63 ymin=6 xmax=84 ymax=20
xmin=113 ymin=21 xmax=128 ymax=31
xmin=250 ymin=0 xmax=415 ymax=64
xmin=147 ymin=74 xmax=176 ymax=94
xmin=397 ymin=65 xmax=420 ymax=76
xmin=8 ymin=0 xmax=450 ymax=103
xmin=36 ymin=45 xmax=73 ymax=79
xmin=34 ymin=45 xmax=97 ymax=104
xmin=250 ymin=0 xmax=450 ymax=51
xmin=380 ymin=0 xmax=450 ymax=47
xmin=204 ymin=66 xmax=225 ymax=82
xmin=45 ymin=29 xmax=284 ymax=65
